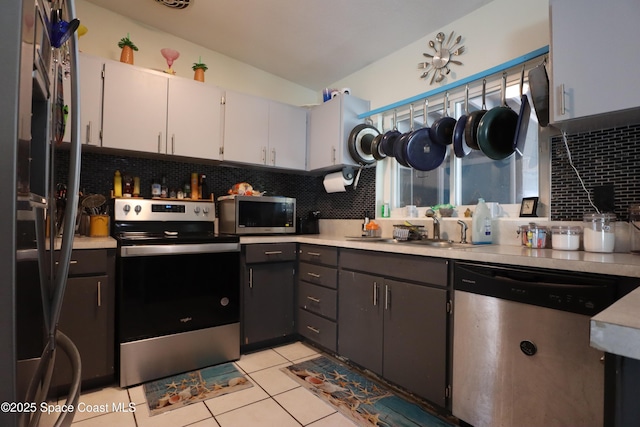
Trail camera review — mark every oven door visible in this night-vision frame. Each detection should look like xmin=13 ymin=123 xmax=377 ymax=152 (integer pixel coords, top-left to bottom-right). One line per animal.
xmin=117 ymin=244 xmax=240 ymax=343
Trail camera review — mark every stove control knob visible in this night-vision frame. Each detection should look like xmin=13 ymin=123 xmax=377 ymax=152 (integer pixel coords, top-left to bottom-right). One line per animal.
xmin=203 ymin=207 xmax=210 ymax=215
xmin=134 ymin=205 xmax=142 ymax=214
xmin=194 ymin=206 xmax=201 ymax=214
xmin=123 ymin=204 xmax=131 ymax=213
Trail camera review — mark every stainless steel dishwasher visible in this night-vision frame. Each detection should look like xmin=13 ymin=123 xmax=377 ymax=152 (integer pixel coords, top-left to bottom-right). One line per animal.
xmin=452 ymin=261 xmax=616 ymax=427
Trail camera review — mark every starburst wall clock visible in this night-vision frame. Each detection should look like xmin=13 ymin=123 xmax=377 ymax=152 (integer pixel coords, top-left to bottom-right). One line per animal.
xmin=418 ymin=31 xmax=465 ymax=85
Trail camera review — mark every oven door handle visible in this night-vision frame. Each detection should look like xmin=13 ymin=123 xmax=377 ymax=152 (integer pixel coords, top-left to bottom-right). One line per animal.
xmin=120 ymin=242 xmax=240 ymax=257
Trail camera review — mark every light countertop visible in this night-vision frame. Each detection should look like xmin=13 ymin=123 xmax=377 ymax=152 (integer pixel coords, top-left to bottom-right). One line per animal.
xmin=52 ymin=235 xmax=118 ymax=250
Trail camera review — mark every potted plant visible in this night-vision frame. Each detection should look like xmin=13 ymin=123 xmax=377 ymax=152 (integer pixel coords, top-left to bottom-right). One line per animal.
xmin=192 ymin=58 xmax=208 ymax=82
xmin=118 ymin=33 xmax=138 ymax=64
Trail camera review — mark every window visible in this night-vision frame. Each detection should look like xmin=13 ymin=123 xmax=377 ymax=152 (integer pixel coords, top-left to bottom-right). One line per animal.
xmin=378 ymin=70 xmax=539 ymax=212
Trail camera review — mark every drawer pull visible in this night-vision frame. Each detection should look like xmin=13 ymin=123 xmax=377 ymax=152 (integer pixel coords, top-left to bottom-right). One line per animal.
xmin=55 ymin=260 xmax=78 ymax=265
xmin=97 ymin=280 xmax=102 ymax=307
xmin=264 ymin=250 xmax=283 ymax=255
xmin=306 ymin=325 xmax=320 ymax=334
xmin=306 ymin=296 xmax=321 ymax=303
xmin=307 ymin=252 xmax=321 ymax=256
xmin=307 ymin=272 xmax=321 ymax=278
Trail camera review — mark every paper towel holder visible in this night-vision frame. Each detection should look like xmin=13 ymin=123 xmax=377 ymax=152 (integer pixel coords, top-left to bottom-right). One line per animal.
xmin=342 ymin=167 xmax=355 ymax=181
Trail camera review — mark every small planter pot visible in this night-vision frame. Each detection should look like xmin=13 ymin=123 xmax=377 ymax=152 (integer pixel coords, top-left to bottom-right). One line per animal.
xmin=194 ymin=68 xmax=205 ymax=82
xmin=120 ymin=46 xmax=134 ymax=64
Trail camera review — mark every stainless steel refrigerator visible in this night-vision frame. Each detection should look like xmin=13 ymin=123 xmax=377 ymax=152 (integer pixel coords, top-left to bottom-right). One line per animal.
xmin=1 ymin=1 xmax=81 ymax=426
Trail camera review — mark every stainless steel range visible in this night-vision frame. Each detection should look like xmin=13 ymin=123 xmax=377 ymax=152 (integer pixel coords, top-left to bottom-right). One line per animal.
xmin=113 ymin=198 xmax=240 ymax=387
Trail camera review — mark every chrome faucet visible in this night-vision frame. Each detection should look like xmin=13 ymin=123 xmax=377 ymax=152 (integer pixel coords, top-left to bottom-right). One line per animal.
xmin=426 ymin=209 xmax=440 ymax=240
xmin=457 ymin=220 xmax=468 ymax=244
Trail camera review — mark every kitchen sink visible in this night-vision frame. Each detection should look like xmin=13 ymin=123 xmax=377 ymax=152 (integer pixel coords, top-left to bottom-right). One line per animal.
xmin=346 ymin=236 xmax=470 ymax=248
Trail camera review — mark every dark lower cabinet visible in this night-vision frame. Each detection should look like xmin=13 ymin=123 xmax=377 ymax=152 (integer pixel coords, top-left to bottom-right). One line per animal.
xmin=242 ymin=243 xmax=296 ymax=347
xmin=50 ymin=249 xmax=115 ymax=395
xmin=338 ymin=249 xmax=449 ymax=408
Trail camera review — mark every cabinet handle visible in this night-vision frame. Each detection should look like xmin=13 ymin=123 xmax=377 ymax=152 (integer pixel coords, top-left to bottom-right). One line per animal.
xmin=306 ymin=325 xmax=320 ymax=334
xmin=271 ymin=148 xmax=276 ymax=166
xmin=373 ymin=282 xmax=378 ymax=306
xmin=331 ymin=146 xmax=336 ymax=164
xmin=261 ymin=147 xmax=267 ymax=164
xmin=264 ymin=250 xmax=283 ymax=255
xmin=307 ymin=272 xmax=321 ymax=278
xmin=307 ymin=252 xmax=321 ymax=257
xmin=158 ymin=132 xmax=163 ymax=153
xmin=97 ymin=280 xmax=102 ymax=307
xmin=55 ymin=260 xmax=78 ymax=265
xmin=86 ymin=121 xmax=92 ymax=144
xmin=171 ymin=134 xmax=175 ymax=154
xmin=560 ymin=83 xmax=566 ymax=116
xmin=306 ymin=296 xmax=321 ymax=303
xmin=385 ymin=284 xmax=390 ymax=310
xmin=249 ymin=267 xmax=253 ymax=289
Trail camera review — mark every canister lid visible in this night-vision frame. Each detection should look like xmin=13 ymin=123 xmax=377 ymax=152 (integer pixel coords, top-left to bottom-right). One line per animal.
xmin=551 ymin=225 xmax=583 ymax=235
xmin=583 ymin=212 xmax=616 ymax=222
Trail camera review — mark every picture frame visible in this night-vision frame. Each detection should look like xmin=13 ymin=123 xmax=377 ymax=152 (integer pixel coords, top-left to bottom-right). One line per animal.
xmin=519 ymin=197 xmax=539 ymax=217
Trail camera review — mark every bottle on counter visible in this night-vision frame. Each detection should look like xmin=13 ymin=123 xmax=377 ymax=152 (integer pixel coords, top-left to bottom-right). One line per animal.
xmin=471 ymin=198 xmax=492 ymax=244
xmin=184 ymin=181 xmax=191 ymax=199
xmin=200 ymin=174 xmax=209 ymax=200
xmin=113 ymin=170 xmax=122 ymax=198
xmin=133 ymin=176 xmax=141 ymax=197
xmin=123 ymin=174 xmax=133 ymax=197
xmin=161 ymin=175 xmax=168 ymax=198
xmin=151 ymin=179 xmax=161 ymax=198
xmin=191 ymin=172 xmax=199 ymax=200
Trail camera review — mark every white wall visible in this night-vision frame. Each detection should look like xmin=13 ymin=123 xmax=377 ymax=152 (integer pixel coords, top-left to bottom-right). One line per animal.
xmin=329 ymin=0 xmax=549 ymax=112
xmin=75 ymin=0 xmax=318 ymax=107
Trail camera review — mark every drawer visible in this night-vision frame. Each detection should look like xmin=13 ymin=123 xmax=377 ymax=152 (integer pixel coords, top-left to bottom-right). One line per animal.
xmin=340 ymin=249 xmax=448 ymax=287
xmin=298 ymin=309 xmax=337 ymax=352
xmin=299 ymin=244 xmax=338 ymax=266
xmin=51 ymin=249 xmax=108 ymax=276
xmin=245 ymin=243 xmax=297 ymax=264
xmin=299 ymin=262 xmax=337 ymax=289
xmin=298 ymin=281 xmax=337 ymax=320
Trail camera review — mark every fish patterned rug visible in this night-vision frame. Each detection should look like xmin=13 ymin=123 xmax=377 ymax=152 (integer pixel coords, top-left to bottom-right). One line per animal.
xmin=283 ymin=356 xmax=456 ymax=427
xmin=143 ymin=362 xmax=252 ymax=416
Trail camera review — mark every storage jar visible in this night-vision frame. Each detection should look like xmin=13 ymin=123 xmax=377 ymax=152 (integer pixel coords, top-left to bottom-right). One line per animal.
xmin=630 ymin=205 xmax=640 ymax=254
xmin=583 ymin=213 xmax=616 ymax=253
xmin=550 ymin=226 xmax=582 ymax=250
xmin=526 ymin=225 xmax=549 ymax=248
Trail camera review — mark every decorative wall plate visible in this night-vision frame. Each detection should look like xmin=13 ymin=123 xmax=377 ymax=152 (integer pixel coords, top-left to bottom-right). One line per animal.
xmin=418 ymin=31 xmax=464 ymax=84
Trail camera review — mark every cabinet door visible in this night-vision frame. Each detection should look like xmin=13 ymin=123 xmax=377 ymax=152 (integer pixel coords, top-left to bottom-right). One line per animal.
xmin=243 ymin=262 xmax=295 ymax=345
xmin=53 ymin=275 xmax=112 ymax=386
xmin=383 ymin=279 xmax=447 ymax=407
xmin=308 ymin=98 xmax=341 ymax=170
xmin=102 ymin=61 xmax=168 ymax=153
xmin=223 ymin=90 xmax=269 ymax=165
xmin=268 ymin=101 xmax=307 ymax=169
xmin=167 ymin=78 xmax=222 ymax=160
xmin=550 ymin=0 xmax=640 ymax=122
xmin=63 ymin=53 xmax=104 ymax=145
xmin=338 ymin=270 xmax=383 ymax=375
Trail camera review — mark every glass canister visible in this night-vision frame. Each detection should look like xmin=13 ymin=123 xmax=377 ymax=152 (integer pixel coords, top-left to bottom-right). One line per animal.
xmin=583 ymin=213 xmax=616 ymax=253
xmin=550 ymin=226 xmax=583 ymax=251
xmin=630 ymin=205 xmax=640 ymax=254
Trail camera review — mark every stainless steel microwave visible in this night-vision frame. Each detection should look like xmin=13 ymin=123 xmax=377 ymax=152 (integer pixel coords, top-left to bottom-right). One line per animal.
xmin=218 ymin=196 xmax=296 ymax=235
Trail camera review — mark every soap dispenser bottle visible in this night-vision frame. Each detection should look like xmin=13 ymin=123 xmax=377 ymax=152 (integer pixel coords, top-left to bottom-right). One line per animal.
xmin=113 ymin=170 xmax=122 ymax=198
xmin=471 ymin=198 xmax=492 ymax=244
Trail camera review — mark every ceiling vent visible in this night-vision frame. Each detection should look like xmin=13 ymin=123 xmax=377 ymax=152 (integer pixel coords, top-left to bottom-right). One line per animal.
xmin=155 ymin=0 xmax=191 ymax=9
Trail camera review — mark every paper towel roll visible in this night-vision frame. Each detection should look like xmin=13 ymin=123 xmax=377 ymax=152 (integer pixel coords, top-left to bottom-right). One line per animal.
xmin=323 ymin=171 xmax=353 ymax=193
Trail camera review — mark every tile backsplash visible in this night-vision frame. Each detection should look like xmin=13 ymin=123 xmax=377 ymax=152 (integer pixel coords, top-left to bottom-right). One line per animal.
xmin=54 ymin=150 xmax=376 ymax=220
xmin=550 ymin=123 xmax=640 ymax=222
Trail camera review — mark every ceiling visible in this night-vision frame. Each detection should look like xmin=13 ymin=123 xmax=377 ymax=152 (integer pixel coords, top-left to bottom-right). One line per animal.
xmin=84 ymin=0 xmax=494 ymax=90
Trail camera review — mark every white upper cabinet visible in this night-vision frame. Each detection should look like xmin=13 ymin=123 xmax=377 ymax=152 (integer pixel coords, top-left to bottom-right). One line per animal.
xmin=268 ymin=101 xmax=307 ymax=169
xmin=307 ymin=95 xmax=370 ymax=171
xmin=223 ymin=90 xmax=307 ymax=170
xmin=550 ymin=0 xmax=640 ymax=124
xmin=63 ymin=53 xmax=103 ymax=145
xmin=102 ymin=60 xmax=168 ymax=153
xmin=167 ymin=78 xmax=222 ymax=160
xmin=223 ymin=90 xmax=269 ymax=165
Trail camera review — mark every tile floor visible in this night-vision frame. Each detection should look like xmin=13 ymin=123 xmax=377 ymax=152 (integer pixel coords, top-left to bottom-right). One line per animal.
xmin=40 ymin=342 xmax=360 ymax=427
